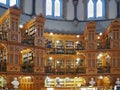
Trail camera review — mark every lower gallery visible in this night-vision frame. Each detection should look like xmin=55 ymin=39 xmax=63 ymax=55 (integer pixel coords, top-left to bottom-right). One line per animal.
xmin=0 ymin=7 xmax=120 ymax=90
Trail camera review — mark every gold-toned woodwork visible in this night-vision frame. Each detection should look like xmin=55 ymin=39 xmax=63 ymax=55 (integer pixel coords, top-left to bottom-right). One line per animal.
xmin=0 ymin=7 xmax=120 ymax=90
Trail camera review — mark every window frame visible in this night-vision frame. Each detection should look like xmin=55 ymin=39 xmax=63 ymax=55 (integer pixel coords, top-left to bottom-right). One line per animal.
xmin=45 ymin=0 xmax=63 ymax=19
xmin=0 ymin=0 xmax=20 ymax=8
xmin=87 ymin=0 xmax=105 ymax=20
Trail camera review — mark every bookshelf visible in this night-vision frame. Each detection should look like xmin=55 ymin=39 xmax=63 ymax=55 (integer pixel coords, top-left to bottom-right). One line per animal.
xmin=0 ymin=49 xmax=6 ymax=72
xmin=23 ymin=52 xmax=33 ymax=64
xmin=66 ymin=41 xmax=75 ymax=54
xmin=22 ymin=51 xmax=34 ymax=73
xmin=3 ymin=18 xmax=9 ymax=31
xmin=66 ymin=60 xmax=73 ymax=68
xmin=55 ymin=40 xmax=64 ymax=54
xmin=29 ymin=25 xmax=36 ymax=36
xmin=75 ymin=41 xmax=84 ymax=50
xmin=45 ymin=39 xmax=54 ymax=48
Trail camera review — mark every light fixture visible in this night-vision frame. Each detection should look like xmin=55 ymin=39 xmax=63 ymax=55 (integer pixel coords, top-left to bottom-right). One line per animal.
xmin=57 ymin=61 xmax=59 ymax=63
xmin=99 ymin=33 xmax=102 ymax=36
xmin=97 ymin=36 xmax=100 ymax=39
xmin=50 ymin=32 xmax=53 ymax=36
xmin=49 ymin=57 xmax=53 ymax=60
xmin=77 ymin=35 xmax=80 ymax=38
xmin=76 ymin=58 xmax=80 ymax=61
xmin=76 ymin=41 xmax=79 ymax=44
xmin=56 ymin=40 xmax=59 ymax=43
xmin=19 ymin=24 xmax=23 ymax=28
xmin=99 ymin=76 xmax=103 ymax=79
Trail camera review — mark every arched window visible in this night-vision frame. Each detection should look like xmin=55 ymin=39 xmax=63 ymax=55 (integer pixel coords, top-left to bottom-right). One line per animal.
xmin=0 ymin=0 xmax=19 ymax=7
xmin=96 ymin=0 xmax=102 ymax=17
xmin=88 ymin=0 xmax=94 ymax=18
xmin=54 ymin=0 xmax=60 ymax=16
xmin=46 ymin=0 xmax=52 ymax=16
xmin=45 ymin=0 xmax=63 ymax=19
xmin=97 ymin=53 xmax=111 ymax=73
xmin=87 ymin=0 xmax=105 ymax=19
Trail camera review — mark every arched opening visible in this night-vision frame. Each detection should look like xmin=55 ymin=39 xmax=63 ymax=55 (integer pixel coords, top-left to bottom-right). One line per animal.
xmin=0 ymin=43 xmax=7 ymax=72
xmin=97 ymin=52 xmax=111 ymax=73
xmin=20 ymin=48 xmax=34 ymax=73
xmin=0 ymin=76 xmax=7 ymax=89
xmin=45 ymin=56 xmax=55 ymax=74
xmin=97 ymin=76 xmax=111 ymax=87
xmin=19 ymin=76 xmax=34 ymax=90
xmin=75 ymin=53 xmax=86 ymax=74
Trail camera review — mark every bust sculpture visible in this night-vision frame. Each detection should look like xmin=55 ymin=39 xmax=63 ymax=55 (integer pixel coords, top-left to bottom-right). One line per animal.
xmin=116 ymin=78 xmax=120 ymax=86
xmin=89 ymin=78 xmax=96 ymax=86
xmin=114 ymin=78 xmax=120 ymax=90
xmin=11 ymin=77 xmax=19 ymax=89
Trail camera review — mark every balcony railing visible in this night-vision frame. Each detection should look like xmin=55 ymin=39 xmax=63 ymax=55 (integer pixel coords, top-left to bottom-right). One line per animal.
xmin=0 ymin=62 xmax=6 ymax=72
xmin=75 ymin=67 xmax=86 ymax=74
xmin=22 ymin=36 xmax=34 ymax=45
xmin=97 ymin=66 xmax=110 ymax=73
xmin=45 ymin=66 xmax=55 ymax=74
xmin=44 ymin=66 xmax=86 ymax=75
xmin=0 ymin=31 xmax=7 ymax=41
xmin=21 ymin=64 xmax=34 ymax=73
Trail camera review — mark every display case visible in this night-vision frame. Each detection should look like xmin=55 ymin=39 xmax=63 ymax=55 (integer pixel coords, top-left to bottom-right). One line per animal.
xmin=45 ymin=77 xmax=86 ymax=87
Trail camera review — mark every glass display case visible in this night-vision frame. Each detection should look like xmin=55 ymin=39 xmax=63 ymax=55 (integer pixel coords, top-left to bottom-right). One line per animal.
xmin=45 ymin=77 xmax=86 ymax=87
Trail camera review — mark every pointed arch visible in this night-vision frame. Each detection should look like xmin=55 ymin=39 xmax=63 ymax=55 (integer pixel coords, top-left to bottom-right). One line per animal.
xmin=96 ymin=0 xmax=102 ymax=17
xmin=87 ymin=0 xmax=105 ymax=19
xmin=88 ymin=0 xmax=94 ymax=18
xmin=45 ymin=0 xmax=63 ymax=19
xmin=46 ymin=0 xmax=52 ymax=16
xmin=54 ymin=0 xmax=60 ymax=16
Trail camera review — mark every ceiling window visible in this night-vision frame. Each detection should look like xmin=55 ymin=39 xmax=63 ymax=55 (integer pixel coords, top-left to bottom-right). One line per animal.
xmin=0 ymin=0 xmax=19 ymax=7
xmin=87 ymin=0 xmax=105 ymax=19
xmin=45 ymin=0 xmax=63 ymax=19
